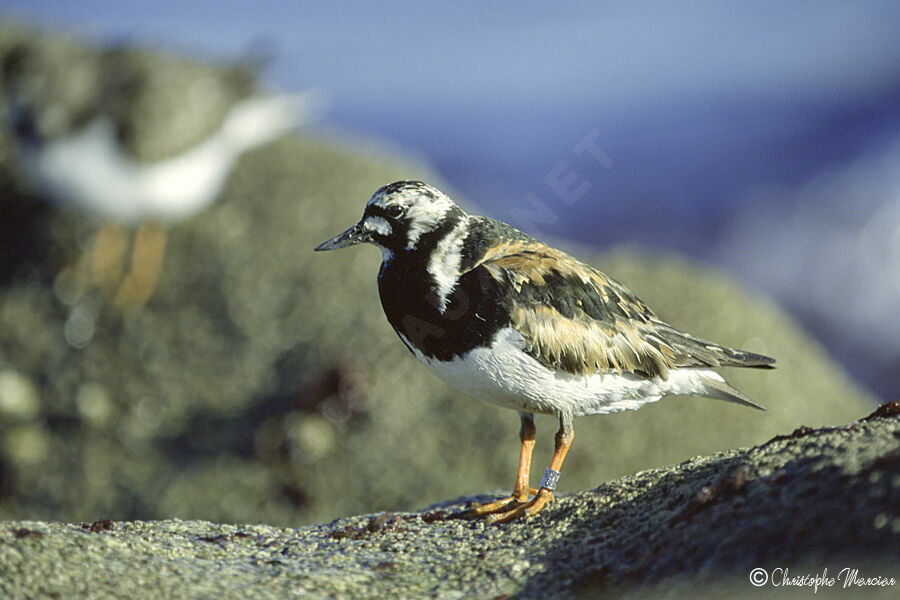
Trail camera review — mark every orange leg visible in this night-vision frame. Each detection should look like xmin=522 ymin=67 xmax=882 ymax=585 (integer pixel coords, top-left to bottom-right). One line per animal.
xmin=88 ymin=223 xmax=129 ymax=296
xmin=114 ymin=221 xmax=167 ymax=307
xmin=485 ymin=412 xmax=574 ymax=523
xmin=466 ymin=413 xmax=538 ymax=517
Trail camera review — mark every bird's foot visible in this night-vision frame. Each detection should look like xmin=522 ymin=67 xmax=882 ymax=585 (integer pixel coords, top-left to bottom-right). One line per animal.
xmin=453 ymin=487 xmax=540 ymax=520
xmin=483 ymin=488 xmax=553 ymax=524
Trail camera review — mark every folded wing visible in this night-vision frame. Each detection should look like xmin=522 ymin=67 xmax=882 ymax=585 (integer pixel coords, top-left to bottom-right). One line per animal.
xmin=469 ymin=240 xmax=774 ymax=380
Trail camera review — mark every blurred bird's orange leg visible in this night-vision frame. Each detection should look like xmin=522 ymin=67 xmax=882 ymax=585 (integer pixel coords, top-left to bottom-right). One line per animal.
xmin=114 ymin=221 xmax=167 ymax=307
xmin=87 ymin=223 xmax=129 ymax=296
xmin=485 ymin=412 xmax=573 ymax=524
xmin=466 ymin=412 xmax=538 ymax=517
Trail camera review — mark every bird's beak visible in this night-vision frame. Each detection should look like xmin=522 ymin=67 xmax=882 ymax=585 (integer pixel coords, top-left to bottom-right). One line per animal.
xmin=314 ymin=222 xmax=372 ymax=251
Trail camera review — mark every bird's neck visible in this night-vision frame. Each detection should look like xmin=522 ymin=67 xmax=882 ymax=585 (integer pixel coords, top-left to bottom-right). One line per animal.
xmin=376 ymin=213 xmax=511 ymax=361
xmin=377 ymin=212 xmax=471 ymax=323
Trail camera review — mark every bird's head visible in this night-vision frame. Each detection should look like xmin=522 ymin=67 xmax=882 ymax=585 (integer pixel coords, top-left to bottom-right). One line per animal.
xmin=315 ymin=180 xmax=465 ymax=260
xmin=1 ymin=42 xmax=102 ymax=144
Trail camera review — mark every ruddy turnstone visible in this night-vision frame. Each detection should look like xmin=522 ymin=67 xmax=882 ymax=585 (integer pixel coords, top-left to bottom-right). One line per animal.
xmin=2 ymin=39 xmax=318 ymax=306
xmin=315 ymin=180 xmax=774 ymax=523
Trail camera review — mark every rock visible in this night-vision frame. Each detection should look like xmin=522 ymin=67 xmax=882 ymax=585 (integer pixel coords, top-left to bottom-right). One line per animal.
xmin=0 ymin=22 xmax=879 ymax=528
xmin=1 ymin=403 xmax=897 ymax=599
xmin=0 ymin=369 xmax=40 ymax=420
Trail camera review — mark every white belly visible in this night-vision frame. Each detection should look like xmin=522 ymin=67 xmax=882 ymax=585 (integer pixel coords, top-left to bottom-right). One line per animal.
xmin=401 ymin=327 xmax=723 ymax=417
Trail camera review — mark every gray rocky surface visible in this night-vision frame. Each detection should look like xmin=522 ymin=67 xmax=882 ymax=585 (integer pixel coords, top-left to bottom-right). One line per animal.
xmin=1 ymin=402 xmax=897 ymax=599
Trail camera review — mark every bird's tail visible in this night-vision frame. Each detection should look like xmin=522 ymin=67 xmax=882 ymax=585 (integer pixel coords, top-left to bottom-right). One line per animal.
xmin=655 ymin=323 xmax=776 ymax=370
xmin=220 ymin=90 xmax=326 ymax=151
xmin=698 ymin=373 xmax=766 ymax=411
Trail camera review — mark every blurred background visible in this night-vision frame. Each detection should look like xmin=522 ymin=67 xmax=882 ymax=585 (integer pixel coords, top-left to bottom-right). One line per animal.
xmin=0 ymin=2 xmax=895 ymax=526
xmin=6 ymin=0 xmax=898 ymax=398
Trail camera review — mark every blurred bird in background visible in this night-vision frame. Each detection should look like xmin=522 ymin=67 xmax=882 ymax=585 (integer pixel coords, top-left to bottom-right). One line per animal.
xmin=1 ymin=34 xmax=319 ymax=306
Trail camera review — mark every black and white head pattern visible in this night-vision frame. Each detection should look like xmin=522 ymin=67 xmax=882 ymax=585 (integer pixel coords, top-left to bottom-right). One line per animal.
xmin=358 ymin=181 xmax=458 ymax=248
xmin=358 ymin=180 xmax=469 ymax=309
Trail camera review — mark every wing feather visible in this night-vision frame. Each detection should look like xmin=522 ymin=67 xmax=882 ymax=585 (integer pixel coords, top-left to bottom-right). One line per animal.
xmin=468 ymin=240 xmax=773 ymax=379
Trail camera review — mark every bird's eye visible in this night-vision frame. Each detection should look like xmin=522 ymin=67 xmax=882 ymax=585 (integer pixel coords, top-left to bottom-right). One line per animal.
xmin=386 ymin=205 xmax=404 ymax=219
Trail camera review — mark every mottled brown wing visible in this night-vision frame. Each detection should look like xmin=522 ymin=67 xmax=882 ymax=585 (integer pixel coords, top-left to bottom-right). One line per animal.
xmin=470 ymin=240 xmax=677 ymax=378
xmin=471 ymin=240 xmax=774 ymax=379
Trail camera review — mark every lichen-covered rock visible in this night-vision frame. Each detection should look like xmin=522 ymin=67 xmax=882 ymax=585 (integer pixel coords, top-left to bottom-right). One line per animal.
xmin=0 ymin=22 xmax=879 ymax=528
xmin=1 ymin=403 xmax=897 ymax=599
